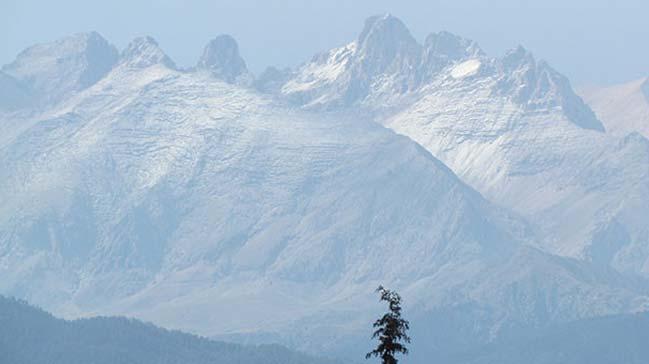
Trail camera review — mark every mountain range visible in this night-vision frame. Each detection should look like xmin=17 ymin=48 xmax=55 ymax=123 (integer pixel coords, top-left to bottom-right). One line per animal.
xmin=1 ymin=14 xmax=647 ymax=363
xmin=269 ymin=14 xmax=649 ymax=277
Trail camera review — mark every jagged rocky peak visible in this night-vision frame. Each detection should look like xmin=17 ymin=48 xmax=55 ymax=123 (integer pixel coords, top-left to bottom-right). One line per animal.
xmin=358 ymin=14 xmax=417 ymax=47
xmin=420 ymin=31 xmax=484 ymax=76
xmin=279 ymin=13 xmax=604 ymax=130
xmin=1 ymin=31 xmax=118 ymax=101
xmin=423 ymin=31 xmax=483 ymax=63
xmin=496 ymin=45 xmax=541 ymax=95
xmin=119 ymin=36 xmax=176 ymax=69
xmin=501 ymin=45 xmax=537 ymax=72
xmin=196 ymin=34 xmax=251 ymax=84
xmin=281 ymin=14 xmax=489 ymax=106
xmin=78 ymin=32 xmax=120 ymax=86
xmin=355 ymin=14 xmax=421 ymax=73
xmin=496 ymin=45 xmax=604 ymax=131
xmin=320 ymin=15 xmax=488 ymax=79
xmin=425 ymin=31 xmax=482 ymax=58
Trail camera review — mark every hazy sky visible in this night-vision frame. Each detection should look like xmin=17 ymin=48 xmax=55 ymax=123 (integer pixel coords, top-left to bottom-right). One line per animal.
xmin=1 ymin=0 xmax=647 ymax=85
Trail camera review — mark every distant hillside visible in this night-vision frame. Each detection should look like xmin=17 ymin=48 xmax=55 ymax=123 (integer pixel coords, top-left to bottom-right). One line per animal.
xmin=455 ymin=311 xmax=649 ymax=364
xmin=0 ymin=296 xmax=338 ymax=364
xmin=579 ymin=77 xmax=649 ymax=138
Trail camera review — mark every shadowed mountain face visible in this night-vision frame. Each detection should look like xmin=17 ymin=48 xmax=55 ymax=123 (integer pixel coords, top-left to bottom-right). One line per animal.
xmin=197 ymin=34 xmax=252 ymax=84
xmin=1 ymin=14 xmax=648 ymax=364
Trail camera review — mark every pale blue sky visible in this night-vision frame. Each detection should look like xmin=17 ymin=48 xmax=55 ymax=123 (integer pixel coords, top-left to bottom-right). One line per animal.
xmin=1 ymin=0 xmax=647 ymax=85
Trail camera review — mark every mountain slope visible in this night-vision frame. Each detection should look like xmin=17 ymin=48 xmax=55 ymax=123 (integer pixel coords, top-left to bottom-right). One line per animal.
xmin=0 ymin=296 xmax=336 ymax=364
xmin=383 ymin=58 xmax=649 ymax=276
xmin=579 ymin=77 xmax=649 ymax=138
xmin=0 ymin=36 xmax=543 ymax=328
xmin=383 ymin=62 xmax=649 ymax=273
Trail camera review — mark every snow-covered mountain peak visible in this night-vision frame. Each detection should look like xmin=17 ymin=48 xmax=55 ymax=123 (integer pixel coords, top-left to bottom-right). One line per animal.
xmin=196 ymin=34 xmax=251 ymax=84
xmin=119 ymin=36 xmax=176 ymax=69
xmin=642 ymin=77 xmax=649 ymax=100
xmin=1 ymin=31 xmax=118 ymax=105
xmin=276 ymin=15 xmax=601 ymax=130
xmin=277 ymin=14 xmax=424 ymax=107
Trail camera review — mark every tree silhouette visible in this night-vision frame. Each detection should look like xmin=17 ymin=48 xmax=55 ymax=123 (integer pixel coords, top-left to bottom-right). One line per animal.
xmin=366 ymin=286 xmax=410 ymax=364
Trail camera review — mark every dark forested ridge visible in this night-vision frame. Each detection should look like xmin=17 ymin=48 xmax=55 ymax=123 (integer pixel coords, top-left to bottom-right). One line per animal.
xmin=0 ymin=296 xmax=338 ymax=364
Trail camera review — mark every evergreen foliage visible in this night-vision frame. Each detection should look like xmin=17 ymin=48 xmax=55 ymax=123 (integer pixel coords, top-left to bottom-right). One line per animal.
xmin=366 ymin=286 xmax=410 ymax=364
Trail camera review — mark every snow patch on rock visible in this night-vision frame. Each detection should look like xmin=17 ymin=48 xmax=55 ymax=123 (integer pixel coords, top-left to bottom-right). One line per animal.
xmin=450 ymin=59 xmax=481 ymax=79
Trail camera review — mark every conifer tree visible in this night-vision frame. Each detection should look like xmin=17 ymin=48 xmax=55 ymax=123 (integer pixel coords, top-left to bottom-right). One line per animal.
xmin=366 ymin=286 xmax=410 ymax=364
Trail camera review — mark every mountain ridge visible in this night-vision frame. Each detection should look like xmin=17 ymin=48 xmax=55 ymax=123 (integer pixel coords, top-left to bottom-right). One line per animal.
xmin=1 ymin=14 xmax=648 ymax=364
